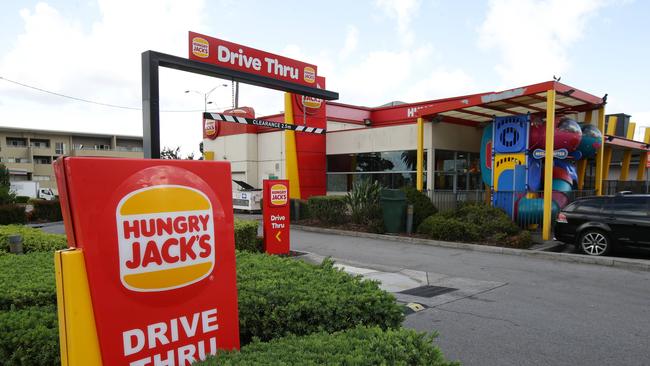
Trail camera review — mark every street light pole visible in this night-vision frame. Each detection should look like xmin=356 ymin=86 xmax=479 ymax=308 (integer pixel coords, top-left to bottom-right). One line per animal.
xmin=185 ymin=83 xmax=228 ymax=111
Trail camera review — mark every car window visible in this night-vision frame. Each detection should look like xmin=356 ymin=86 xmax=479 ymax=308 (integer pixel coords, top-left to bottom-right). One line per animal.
xmin=610 ymin=197 xmax=650 ymax=217
xmin=574 ymin=199 xmax=604 ymax=214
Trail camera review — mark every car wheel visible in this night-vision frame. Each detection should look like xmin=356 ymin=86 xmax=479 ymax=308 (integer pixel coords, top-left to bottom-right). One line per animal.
xmin=578 ymin=230 xmax=611 ymax=256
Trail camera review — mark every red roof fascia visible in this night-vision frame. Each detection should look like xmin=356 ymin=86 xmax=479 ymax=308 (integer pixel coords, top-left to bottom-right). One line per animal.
xmin=605 ymin=135 xmax=650 ymax=151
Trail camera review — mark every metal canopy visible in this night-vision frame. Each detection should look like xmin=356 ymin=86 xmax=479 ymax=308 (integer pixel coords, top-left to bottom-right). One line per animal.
xmin=416 ymin=81 xmax=604 ymax=126
xmin=142 ymin=50 xmax=339 ymax=158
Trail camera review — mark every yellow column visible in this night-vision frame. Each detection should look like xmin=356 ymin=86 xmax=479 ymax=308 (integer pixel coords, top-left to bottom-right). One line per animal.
xmin=577 ymin=110 xmax=593 ymax=190
xmin=626 ymin=122 xmax=636 ymax=140
xmin=55 ymin=250 xmax=102 ymax=366
xmin=603 ymin=147 xmax=613 ymax=183
xmin=577 ymin=160 xmax=588 ymax=190
xmin=416 ymin=117 xmax=424 ymax=191
xmin=606 ymin=115 xmax=618 ymax=135
xmin=637 ymin=128 xmax=650 ymax=181
xmin=284 ymin=93 xmax=301 ymax=199
xmin=542 ymin=89 xmax=556 ymax=241
xmin=594 ymin=107 xmax=606 ymax=195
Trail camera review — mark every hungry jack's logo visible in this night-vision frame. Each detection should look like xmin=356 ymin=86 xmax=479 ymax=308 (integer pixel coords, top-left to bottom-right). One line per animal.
xmin=270 ymin=184 xmax=288 ymax=206
xmin=116 ymin=185 xmax=215 ymax=292
xmin=192 ymin=37 xmax=209 ymax=58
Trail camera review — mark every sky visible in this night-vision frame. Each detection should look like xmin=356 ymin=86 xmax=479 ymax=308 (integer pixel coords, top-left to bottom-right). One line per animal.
xmin=1 ymin=0 xmax=649 ymax=156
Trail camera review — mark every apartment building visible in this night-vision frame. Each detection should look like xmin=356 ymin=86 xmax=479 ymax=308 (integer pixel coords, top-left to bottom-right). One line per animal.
xmin=0 ymin=126 xmax=143 ymax=193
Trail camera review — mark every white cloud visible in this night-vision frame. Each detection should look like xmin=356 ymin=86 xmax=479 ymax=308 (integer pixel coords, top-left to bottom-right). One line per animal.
xmin=375 ymin=0 xmax=421 ymax=46
xmin=478 ymin=0 xmax=606 ymax=86
xmin=0 ymin=0 xmax=216 ymax=156
xmin=339 ymin=26 xmax=359 ymax=60
xmin=404 ymin=68 xmax=478 ymax=102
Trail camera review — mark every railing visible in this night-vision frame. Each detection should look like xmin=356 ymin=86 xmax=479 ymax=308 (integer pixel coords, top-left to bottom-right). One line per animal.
xmin=426 ymin=190 xmax=488 ymax=212
xmin=427 ymin=189 xmax=596 ymax=231
xmin=602 ymin=180 xmax=649 ymax=195
xmin=71 ymin=145 xmax=144 ymax=152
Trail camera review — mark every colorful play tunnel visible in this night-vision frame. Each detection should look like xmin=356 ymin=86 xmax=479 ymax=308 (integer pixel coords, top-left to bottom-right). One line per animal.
xmin=481 ymin=115 xmax=603 ymax=226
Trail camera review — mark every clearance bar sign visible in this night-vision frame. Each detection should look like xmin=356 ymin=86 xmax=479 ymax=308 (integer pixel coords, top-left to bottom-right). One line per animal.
xmin=54 ymin=158 xmax=239 ymax=366
xmin=189 ymin=31 xmax=317 ymax=87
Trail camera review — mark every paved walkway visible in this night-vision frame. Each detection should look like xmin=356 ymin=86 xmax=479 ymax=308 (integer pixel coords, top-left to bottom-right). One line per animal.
xmin=291 ymin=228 xmax=650 ymax=366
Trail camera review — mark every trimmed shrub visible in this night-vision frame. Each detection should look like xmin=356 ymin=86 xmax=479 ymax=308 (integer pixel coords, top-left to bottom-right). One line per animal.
xmin=417 ymin=203 xmax=531 ymax=247
xmin=402 ymin=186 xmax=437 ymax=229
xmin=14 ymin=196 xmax=30 ymax=204
xmin=0 ymin=204 xmax=26 ymax=225
xmin=198 ymin=326 xmax=457 ymax=366
xmin=417 ymin=215 xmax=479 ymax=242
xmin=0 ymin=306 xmax=60 ymax=366
xmin=0 ymin=250 xmax=404 ymax=358
xmin=234 ymin=219 xmax=260 ymax=252
xmin=31 ymin=200 xmax=63 ymax=222
xmin=307 ymin=195 xmax=347 ymax=225
xmin=0 ymin=225 xmax=67 ymax=253
xmin=0 ymin=252 xmax=56 ymax=311
xmin=236 ymin=252 xmax=403 ymax=344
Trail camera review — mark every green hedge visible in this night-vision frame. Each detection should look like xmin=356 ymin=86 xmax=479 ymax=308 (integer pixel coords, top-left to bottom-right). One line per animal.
xmin=14 ymin=196 xmax=30 ymax=204
xmin=307 ymin=195 xmax=347 ymax=225
xmin=236 ymin=252 xmax=403 ymax=343
xmin=0 ymin=306 xmax=59 ymax=366
xmin=402 ymin=186 xmax=437 ymax=230
xmin=0 ymin=252 xmax=56 ymax=311
xmin=0 ymin=250 xmax=404 ymax=362
xmin=31 ymin=200 xmax=63 ymax=222
xmin=0 ymin=205 xmax=26 ymax=225
xmin=417 ymin=203 xmax=532 ymax=247
xmin=417 ymin=215 xmax=479 ymax=242
xmin=198 ymin=326 xmax=457 ymax=366
xmin=0 ymin=225 xmax=67 ymax=254
xmin=234 ymin=219 xmax=260 ymax=252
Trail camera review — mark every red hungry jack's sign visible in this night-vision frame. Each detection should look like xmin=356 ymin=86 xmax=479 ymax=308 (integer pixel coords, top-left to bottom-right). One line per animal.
xmin=54 ymin=157 xmax=240 ymax=365
xmin=262 ymin=180 xmax=290 ymax=254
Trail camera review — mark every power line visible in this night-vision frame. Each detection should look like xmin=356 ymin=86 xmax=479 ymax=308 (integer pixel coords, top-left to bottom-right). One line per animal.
xmin=0 ymin=76 xmax=228 ymax=113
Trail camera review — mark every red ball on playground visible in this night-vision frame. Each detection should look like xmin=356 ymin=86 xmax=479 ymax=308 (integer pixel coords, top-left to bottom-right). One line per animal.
xmin=529 ymin=117 xmax=583 ymax=151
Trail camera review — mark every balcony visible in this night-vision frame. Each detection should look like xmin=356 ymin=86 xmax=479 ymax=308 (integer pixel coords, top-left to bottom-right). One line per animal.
xmin=70 ymin=147 xmax=144 ymax=158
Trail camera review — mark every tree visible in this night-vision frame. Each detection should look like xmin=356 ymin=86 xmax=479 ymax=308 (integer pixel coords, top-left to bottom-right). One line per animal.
xmin=160 ymin=146 xmax=196 ymax=160
xmin=0 ymin=164 xmax=15 ymax=204
xmin=160 ymin=146 xmax=182 ymax=159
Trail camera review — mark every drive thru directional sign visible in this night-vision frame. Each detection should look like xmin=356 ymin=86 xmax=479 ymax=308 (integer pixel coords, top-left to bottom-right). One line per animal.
xmin=263 ymin=180 xmax=290 ymax=254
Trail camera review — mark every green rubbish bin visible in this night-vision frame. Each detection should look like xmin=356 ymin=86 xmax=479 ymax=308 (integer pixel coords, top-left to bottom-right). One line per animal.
xmin=380 ymin=189 xmax=407 ymax=233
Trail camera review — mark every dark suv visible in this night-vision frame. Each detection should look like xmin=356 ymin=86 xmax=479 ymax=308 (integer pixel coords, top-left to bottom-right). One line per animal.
xmin=555 ymin=194 xmax=650 ymax=256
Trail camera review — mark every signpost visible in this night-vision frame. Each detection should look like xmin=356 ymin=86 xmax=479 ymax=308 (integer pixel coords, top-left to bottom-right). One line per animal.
xmin=54 ymin=157 xmax=240 ymax=366
xmin=262 ymin=180 xmax=290 ymax=255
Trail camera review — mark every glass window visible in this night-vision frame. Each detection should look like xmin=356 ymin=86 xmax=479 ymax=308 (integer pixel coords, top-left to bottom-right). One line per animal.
xmin=55 ymin=142 xmax=65 ymax=155
xmin=610 ymin=197 xmax=649 ymax=217
xmin=434 ymin=149 xmax=483 ymax=192
xmin=326 ymin=150 xmax=427 ymax=192
xmin=574 ymin=199 xmax=604 ymax=214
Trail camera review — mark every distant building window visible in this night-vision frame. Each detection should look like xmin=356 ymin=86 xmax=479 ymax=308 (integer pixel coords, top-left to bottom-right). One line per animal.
xmin=30 ymin=139 xmax=50 ymax=148
xmin=55 ymin=142 xmax=65 ymax=155
xmin=33 ymin=156 xmax=52 ymax=164
xmin=6 ymin=157 xmax=30 ymax=163
xmin=33 ymin=175 xmax=51 ymax=181
xmin=6 ymin=138 xmax=27 ymax=147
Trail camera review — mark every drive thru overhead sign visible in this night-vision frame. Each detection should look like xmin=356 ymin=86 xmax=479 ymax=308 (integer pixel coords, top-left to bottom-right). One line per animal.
xmin=189 ymin=31 xmax=318 ymax=88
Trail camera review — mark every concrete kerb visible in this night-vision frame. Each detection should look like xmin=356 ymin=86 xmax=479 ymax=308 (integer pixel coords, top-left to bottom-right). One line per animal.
xmin=292 ymin=224 xmax=650 ymax=272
